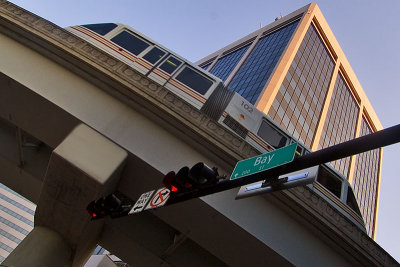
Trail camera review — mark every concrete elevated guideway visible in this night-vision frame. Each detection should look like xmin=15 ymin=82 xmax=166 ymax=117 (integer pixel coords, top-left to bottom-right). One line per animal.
xmin=0 ymin=1 xmax=397 ymax=266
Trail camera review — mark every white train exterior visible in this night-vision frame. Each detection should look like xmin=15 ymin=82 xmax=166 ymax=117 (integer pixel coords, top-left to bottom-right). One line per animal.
xmin=67 ymin=23 xmax=366 ymax=232
xmin=68 ymin=23 xmax=221 ymax=109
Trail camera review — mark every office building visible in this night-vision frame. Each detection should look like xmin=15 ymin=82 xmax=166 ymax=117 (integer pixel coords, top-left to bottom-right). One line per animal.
xmin=0 ymin=183 xmax=35 ymax=262
xmin=197 ymin=3 xmax=382 ymax=238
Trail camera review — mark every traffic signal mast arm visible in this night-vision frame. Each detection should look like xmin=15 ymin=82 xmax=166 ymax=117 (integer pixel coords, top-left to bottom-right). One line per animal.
xmin=87 ymin=124 xmax=400 ymax=219
xmin=167 ymin=123 xmax=400 ymax=205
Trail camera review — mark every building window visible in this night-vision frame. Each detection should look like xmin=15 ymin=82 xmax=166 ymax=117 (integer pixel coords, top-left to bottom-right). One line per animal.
xmin=0 ymin=217 xmax=30 ymax=235
xmin=0 ymin=204 xmax=34 ymax=226
xmin=209 ymin=44 xmax=250 ymax=82
xmin=200 ymin=62 xmax=211 ymax=71
xmin=94 ymin=245 xmax=106 ymax=255
xmin=268 ymin=23 xmax=335 ymax=148
xmin=0 ymin=189 xmax=35 ymax=215
xmin=228 ymin=20 xmax=300 ymax=104
xmin=318 ymin=72 xmax=359 ymax=177
xmin=352 ymin=118 xmax=380 ymax=236
xmin=0 ymin=184 xmax=32 ymax=205
xmin=0 ymin=241 xmax=13 ymax=252
xmin=0 ymin=228 xmax=21 ymax=244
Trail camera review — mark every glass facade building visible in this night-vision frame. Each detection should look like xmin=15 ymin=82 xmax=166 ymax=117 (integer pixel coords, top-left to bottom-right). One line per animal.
xmin=197 ymin=3 xmax=382 ymax=238
xmin=228 ymin=21 xmax=299 ymax=104
xmin=268 ymin=23 xmax=334 ymax=148
xmin=205 ymin=43 xmax=250 ymax=82
xmin=318 ymin=72 xmax=359 ymax=177
xmin=352 ymin=118 xmax=381 ymax=235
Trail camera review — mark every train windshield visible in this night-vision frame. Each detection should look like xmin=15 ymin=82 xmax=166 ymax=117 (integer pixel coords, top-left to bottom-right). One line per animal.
xmin=175 ymin=67 xmax=213 ymax=95
xmin=346 ymin=187 xmax=363 ymax=217
xmin=111 ymin=31 xmax=150 ymax=55
xmin=257 ymin=120 xmax=288 ymax=149
xmin=316 ymin=166 xmax=342 ymax=199
xmin=82 ymin=23 xmax=118 ymax=36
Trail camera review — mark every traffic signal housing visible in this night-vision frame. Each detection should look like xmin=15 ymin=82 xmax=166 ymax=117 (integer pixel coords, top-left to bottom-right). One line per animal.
xmin=190 ymin=162 xmax=219 ymax=186
xmin=162 ymin=162 xmax=220 ymax=194
xmin=86 ymin=194 xmax=128 ymax=220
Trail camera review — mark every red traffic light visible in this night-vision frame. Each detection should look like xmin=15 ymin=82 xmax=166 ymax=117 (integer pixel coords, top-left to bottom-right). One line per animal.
xmin=86 ymin=194 xmax=123 ymax=220
xmin=86 ymin=200 xmax=105 ymax=220
xmin=162 ymin=168 xmax=193 ymax=192
xmin=162 ymin=171 xmax=178 ymax=191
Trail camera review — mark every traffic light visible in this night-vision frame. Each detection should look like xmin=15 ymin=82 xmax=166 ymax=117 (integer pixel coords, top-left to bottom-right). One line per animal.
xmin=189 ymin=162 xmax=219 ymax=186
xmin=162 ymin=162 xmax=220 ymax=193
xmin=86 ymin=194 xmax=127 ymax=220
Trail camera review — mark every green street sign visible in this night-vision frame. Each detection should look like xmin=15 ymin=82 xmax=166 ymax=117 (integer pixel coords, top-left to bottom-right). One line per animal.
xmin=230 ymin=142 xmax=297 ymax=180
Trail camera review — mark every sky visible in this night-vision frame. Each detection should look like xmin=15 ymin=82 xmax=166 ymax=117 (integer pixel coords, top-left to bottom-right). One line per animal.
xmin=8 ymin=0 xmax=400 ymax=262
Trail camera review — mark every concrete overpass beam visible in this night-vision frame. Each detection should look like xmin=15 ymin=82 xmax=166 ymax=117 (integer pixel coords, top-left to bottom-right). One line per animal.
xmin=2 ymin=226 xmax=72 ymax=267
xmin=32 ymin=123 xmax=128 ymax=266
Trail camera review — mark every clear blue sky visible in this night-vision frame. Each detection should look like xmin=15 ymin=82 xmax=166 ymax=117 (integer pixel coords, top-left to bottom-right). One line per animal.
xmin=8 ymin=0 xmax=400 ymax=262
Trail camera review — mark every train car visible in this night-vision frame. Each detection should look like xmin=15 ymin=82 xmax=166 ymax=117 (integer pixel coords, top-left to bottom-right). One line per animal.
xmin=66 ymin=23 xmax=223 ymax=109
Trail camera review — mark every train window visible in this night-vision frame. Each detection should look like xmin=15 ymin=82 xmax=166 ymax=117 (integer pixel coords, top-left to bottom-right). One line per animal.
xmin=82 ymin=23 xmax=118 ymax=36
xmin=316 ymin=166 xmax=342 ymax=199
xmin=111 ymin=31 xmax=150 ymax=55
xmin=159 ymin=56 xmax=182 ymax=74
xmin=257 ymin=120 xmax=288 ymax=149
xmin=222 ymin=115 xmax=248 ymax=138
xmin=295 ymin=145 xmax=304 ymax=157
xmin=142 ymin=47 xmax=166 ymax=64
xmin=175 ymin=67 xmax=213 ymax=95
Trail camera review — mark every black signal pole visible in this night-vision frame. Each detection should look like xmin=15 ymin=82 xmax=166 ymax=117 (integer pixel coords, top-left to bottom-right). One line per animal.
xmin=167 ymin=124 xmax=400 ymax=205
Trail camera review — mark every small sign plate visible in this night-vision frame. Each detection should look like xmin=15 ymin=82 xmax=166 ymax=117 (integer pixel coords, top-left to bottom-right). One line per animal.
xmin=235 ymin=166 xmax=318 ymax=200
xmin=145 ymin=187 xmax=171 ymax=210
xmin=129 ymin=190 xmax=155 ymax=214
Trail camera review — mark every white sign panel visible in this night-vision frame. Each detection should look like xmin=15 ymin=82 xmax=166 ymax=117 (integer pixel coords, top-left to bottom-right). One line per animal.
xmin=129 ymin=190 xmax=155 ymax=214
xmin=145 ymin=187 xmax=171 ymax=210
xmin=235 ymin=166 xmax=318 ymax=200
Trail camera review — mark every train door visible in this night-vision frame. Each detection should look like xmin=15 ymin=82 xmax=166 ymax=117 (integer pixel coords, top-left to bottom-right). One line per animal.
xmin=147 ymin=55 xmax=182 ymax=86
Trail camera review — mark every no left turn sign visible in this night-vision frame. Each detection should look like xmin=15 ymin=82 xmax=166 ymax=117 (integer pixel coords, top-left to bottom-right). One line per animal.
xmin=145 ymin=187 xmax=170 ymax=210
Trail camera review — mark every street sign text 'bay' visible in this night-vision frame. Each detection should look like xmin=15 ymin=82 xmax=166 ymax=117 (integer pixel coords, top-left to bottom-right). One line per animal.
xmin=230 ymin=142 xmax=297 ymax=180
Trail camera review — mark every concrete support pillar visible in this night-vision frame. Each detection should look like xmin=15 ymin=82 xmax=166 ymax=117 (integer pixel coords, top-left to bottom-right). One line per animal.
xmin=3 ymin=226 xmax=72 ymax=267
xmin=9 ymin=123 xmax=128 ymax=266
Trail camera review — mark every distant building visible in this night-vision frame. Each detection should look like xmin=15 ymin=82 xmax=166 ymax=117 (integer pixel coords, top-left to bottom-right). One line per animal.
xmin=197 ymin=3 xmax=382 ymax=238
xmin=0 ymin=183 xmax=35 ymax=262
xmin=0 ymin=183 xmax=126 ymax=266
xmin=86 ymin=246 xmax=129 ymax=267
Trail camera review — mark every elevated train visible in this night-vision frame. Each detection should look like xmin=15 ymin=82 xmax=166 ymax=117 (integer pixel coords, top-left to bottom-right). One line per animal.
xmin=67 ymin=23 xmax=366 ymax=232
